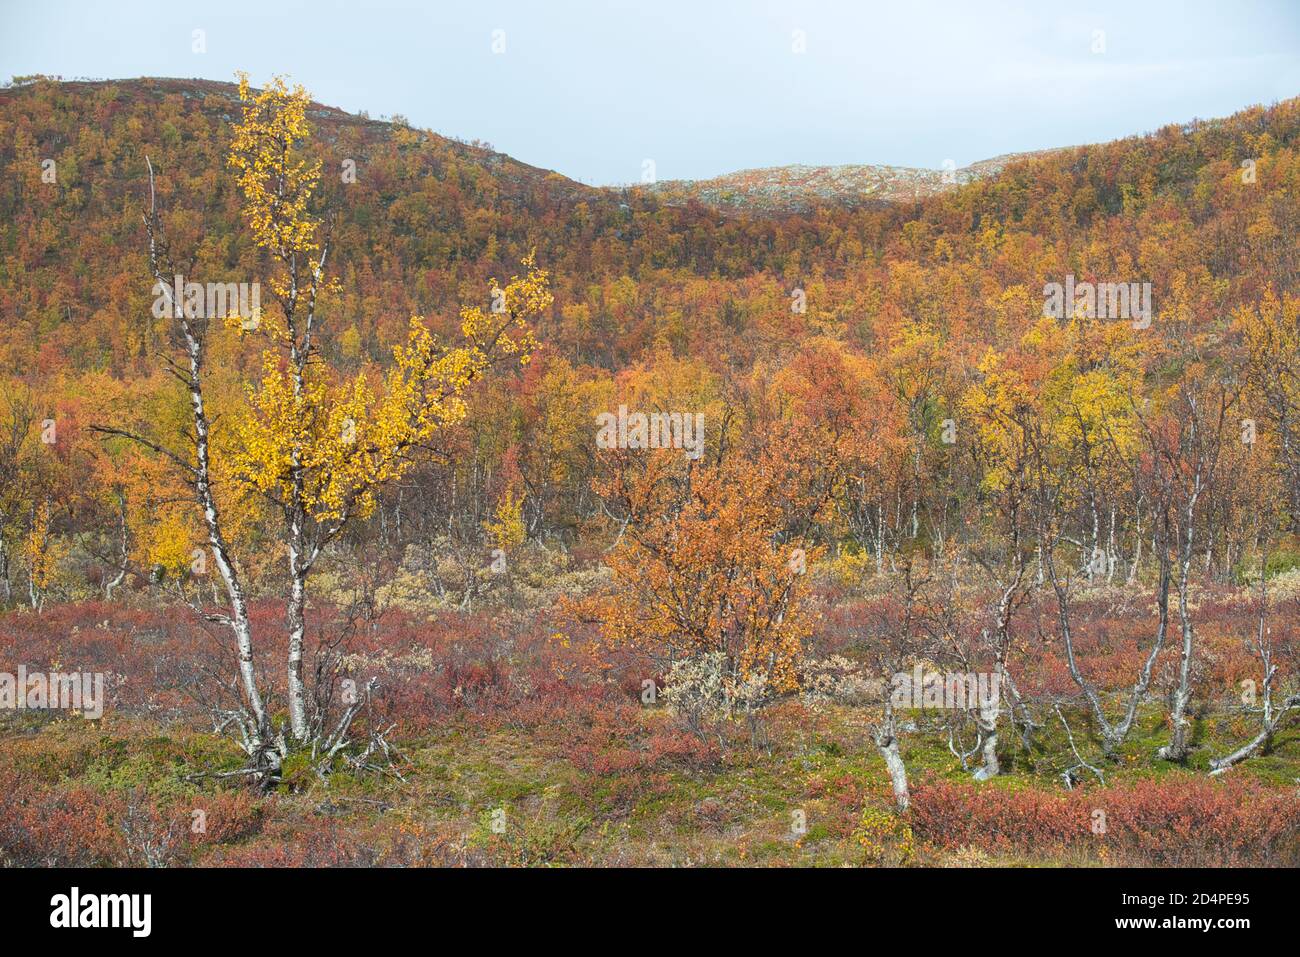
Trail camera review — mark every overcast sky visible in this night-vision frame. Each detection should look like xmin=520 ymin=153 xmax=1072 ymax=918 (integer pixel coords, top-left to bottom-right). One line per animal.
xmin=2 ymin=0 xmax=1297 ymax=185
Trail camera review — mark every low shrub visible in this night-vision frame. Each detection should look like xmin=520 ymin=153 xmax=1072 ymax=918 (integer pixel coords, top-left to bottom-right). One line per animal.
xmin=909 ymin=776 xmax=1300 ymax=866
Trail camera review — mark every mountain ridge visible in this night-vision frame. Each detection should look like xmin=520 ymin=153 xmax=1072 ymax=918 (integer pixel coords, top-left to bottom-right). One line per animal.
xmin=2 ymin=75 xmax=1075 ymax=216
xmin=634 ymin=148 xmax=1076 ymax=214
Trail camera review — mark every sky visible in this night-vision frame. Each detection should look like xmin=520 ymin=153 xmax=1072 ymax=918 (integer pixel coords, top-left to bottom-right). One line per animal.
xmin=2 ymin=0 xmax=1297 ymax=186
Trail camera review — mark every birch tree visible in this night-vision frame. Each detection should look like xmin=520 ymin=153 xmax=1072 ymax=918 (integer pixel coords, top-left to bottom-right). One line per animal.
xmin=1153 ymin=380 xmax=1235 ymax=762
xmin=98 ymin=76 xmax=549 ymax=779
xmin=1210 ymin=539 xmax=1300 ymax=774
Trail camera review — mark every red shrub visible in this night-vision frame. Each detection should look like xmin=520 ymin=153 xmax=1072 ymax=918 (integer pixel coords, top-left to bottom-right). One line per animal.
xmin=910 ymin=775 xmax=1300 ymax=866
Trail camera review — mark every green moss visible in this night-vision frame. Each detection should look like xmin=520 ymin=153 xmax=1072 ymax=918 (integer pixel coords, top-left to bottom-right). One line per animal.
xmin=277 ymin=751 xmax=316 ymax=791
xmin=82 ymin=743 xmax=195 ymax=802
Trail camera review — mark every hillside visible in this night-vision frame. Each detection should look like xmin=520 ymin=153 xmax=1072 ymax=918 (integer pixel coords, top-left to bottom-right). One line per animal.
xmin=4 ymin=77 xmax=1298 ymax=383
xmin=637 ymin=149 xmax=1070 ymax=215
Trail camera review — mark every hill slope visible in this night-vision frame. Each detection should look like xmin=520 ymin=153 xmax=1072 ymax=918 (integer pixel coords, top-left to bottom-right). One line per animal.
xmin=637 ymin=149 xmax=1070 ymax=215
xmin=1 ymin=77 xmax=1297 ymax=381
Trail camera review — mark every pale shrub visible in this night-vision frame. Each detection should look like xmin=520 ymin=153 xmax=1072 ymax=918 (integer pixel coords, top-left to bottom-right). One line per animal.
xmin=662 ymin=651 xmax=772 ymax=730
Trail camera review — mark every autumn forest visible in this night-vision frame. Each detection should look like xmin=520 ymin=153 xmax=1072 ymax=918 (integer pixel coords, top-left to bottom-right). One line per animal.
xmin=2 ymin=68 xmax=1300 ymax=874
